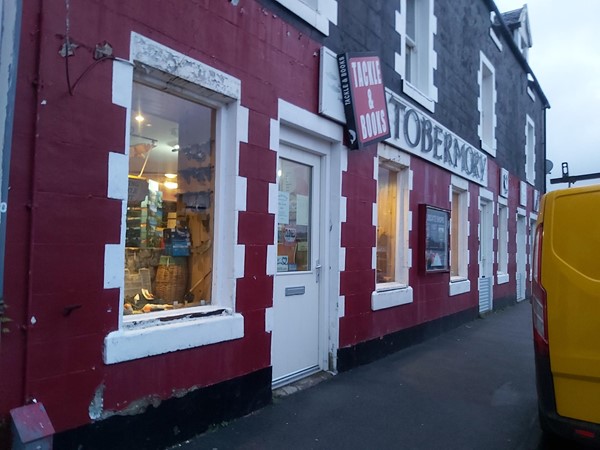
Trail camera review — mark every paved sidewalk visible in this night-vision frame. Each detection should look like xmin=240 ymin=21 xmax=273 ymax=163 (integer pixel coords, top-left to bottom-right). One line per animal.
xmin=172 ymin=302 xmax=539 ymax=450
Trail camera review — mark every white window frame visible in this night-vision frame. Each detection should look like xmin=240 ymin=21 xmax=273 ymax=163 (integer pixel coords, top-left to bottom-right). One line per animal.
xmin=372 ymin=144 xmax=413 ymax=310
xmin=489 ymin=12 xmax=503 ymax=52
xmin=273 ymin=0 xmax=338 ymax=36
xmin=449 ymin=175 xmax=470 ymax=296
xmin=525 ymin=114 xmax=536 ymax=184
xmin=395 ymin=0 xmax=438 ymax=112
xmin=103 ymin=33 xmax=248 ymax=364
xmin=496 ymin=196 xmax=509 ymax=284
xmin=478 ymin=52 xmax=497 ymax=157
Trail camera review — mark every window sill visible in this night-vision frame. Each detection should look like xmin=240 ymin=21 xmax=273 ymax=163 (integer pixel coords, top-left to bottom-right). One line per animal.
xmin=497 ymin=272 xmax=509 ymax=284
xmin=402 ymin=81 xmax=435 ymax=113
xmin=449 ymin=278 xmax=470 ymax=296
xmin=104 ymin=309 xmax=244 ymax=364
xmin=372 ymin=285 xmax=413 ymax=310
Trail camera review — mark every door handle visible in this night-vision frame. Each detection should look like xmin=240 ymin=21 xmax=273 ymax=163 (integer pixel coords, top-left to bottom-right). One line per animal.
xmin=315 ymin=260 xmax=322 ymax=283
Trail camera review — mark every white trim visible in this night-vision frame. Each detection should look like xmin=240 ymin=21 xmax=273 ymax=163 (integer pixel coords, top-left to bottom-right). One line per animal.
xmin=497 ymin=272 xmax=509 ymax=284
xmin=402 ymin=82 xmax=435 ymax=112
xmin=372 ymin=286 xmax=413 ymax=310
xmin=497 ymin=195 xmax=507 ymax=206
xmin=530 ymin=212 xmax=538 ymax=222
xmin=517 ymin=206 xmax=527 ymax=217
xmin=520 ymin=180 xmax=528 ymax=207
xmin=479 ymin=187 xmax=494 ymax=201
xmin=273 ymin=98 xmax=344 ymax=375
xmin=265 ymin=307 xmax=274 ymax=333
xmin=527 ymin=86 xmax=536 ymax=102
xmin=338 ymin=296 xmax=345 ymax=318
xmin=104 ymin=33 xmax=247 ymax=363
xmin=451 ymin=174 xmax=469 ymax=192
xmin=477 ymin=52 xmax=497 ymax=157
xmin=525 ymin=115 xmax=536 ymax=185
xmin=449 ymin=279 xmax=471 ymax=296
xmin=273 ymin=0 xmax=338 ymax=35
xmin=490 ymin=28 xmax=503 ymax=51
xmin=104 ymin=312 xmax=244 ymax=364
xmin=397 ymin=0 xmax=437 ymax=112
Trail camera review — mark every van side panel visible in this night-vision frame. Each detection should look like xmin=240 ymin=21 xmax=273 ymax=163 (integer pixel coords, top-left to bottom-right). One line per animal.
xmin=544 ymin=187 xmax=600 ymax=423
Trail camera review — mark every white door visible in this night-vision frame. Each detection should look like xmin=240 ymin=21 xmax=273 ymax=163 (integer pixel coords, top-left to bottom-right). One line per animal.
xmin=516 ymin=214 xmax=527 ymax=301
xmin=478 ymin=200 xmax=493 ymax=313
xmin=272 ymin=145 xmax=323 ymax=387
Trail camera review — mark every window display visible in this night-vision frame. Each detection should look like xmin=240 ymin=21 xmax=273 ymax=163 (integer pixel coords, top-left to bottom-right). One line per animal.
xmin=124 ymin=81 xmax=215 ymax=316
xmin=376 ymin=165 xmax=397 ymax=283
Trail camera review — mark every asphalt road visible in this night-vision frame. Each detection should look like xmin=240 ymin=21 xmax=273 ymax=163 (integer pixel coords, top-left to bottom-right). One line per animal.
xmin=171 ymin=301 xmax=588 ymax=450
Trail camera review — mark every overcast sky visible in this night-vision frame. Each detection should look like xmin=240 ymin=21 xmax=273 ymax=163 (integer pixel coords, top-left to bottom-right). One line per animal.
xmin=494 ymin=0 xmax=600 ymax=190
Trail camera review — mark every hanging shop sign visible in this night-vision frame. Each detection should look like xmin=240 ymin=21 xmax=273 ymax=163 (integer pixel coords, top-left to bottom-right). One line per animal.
xmin=385 ymin=89 xmax=488 ymax=187
xmin=337 ymin=53 xmax=390 ymax=149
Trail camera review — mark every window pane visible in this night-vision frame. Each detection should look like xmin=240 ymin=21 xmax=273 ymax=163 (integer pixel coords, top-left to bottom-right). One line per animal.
xmin=377 ymin=166 xmax=397 ymax=283
xmin=451 ymin=192 xmax=460 ymax=277
xmin=124 ymin=82 xmax=215 ymax=316
xmin=406 ymin=0 xmax=416 ymax=40
xmin=277 ymin=158 xmax=311 ymax=272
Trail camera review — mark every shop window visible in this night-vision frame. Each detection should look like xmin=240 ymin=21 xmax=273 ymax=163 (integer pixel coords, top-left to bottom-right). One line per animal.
xmin=525 ymin=115 xmax=536 ymax=184
xmin=449 ymin=177 xmax=470 ymax=296
xmin=124 ymin=81 xmax=216 ymax=316
xmin=273 ymin=0 xmax=338 ymax=35
xmin=397 ymin=0 xmax=437 ymax=112
xmin=497 ymin=202 xmax=509 ymax=283
xmin=372 ymin=148 xmax=413 ymax=310
xmin=104 ymin=33 xmax=245 ymax=364
xmin=478 ymin=52 xmax=496 ymax=156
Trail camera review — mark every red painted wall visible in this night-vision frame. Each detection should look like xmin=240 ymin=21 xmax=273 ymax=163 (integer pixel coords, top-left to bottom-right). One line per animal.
xmin=1 ymin=0 xmax=323 ymax=434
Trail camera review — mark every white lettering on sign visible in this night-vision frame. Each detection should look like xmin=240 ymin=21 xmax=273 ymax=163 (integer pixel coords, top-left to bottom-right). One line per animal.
xmin=385 ymin=88 xmax=488 ymax=186
xmin=350 ymin=60 xmax=383 ymax=88
xmin=359 ymin=109 xmax=388 ymax=140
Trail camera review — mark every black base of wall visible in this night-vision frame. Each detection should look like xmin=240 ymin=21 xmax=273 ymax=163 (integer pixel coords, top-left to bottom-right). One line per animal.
xmin=337 ymin=307 xmax=479 ymax=372
xmin=493 ymin=295 xmax=519 ymax=311
xmin=54 ymin=367 xmax=272 ymax=450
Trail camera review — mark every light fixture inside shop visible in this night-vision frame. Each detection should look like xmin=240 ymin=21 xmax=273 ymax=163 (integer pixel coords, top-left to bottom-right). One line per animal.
xmin=165 ymin=173 xmax=177 ymax=179
xmin=134 ymin=113 xmax=145 ymax=123
xmin=164 ymin=181 xmax=178 ymax=190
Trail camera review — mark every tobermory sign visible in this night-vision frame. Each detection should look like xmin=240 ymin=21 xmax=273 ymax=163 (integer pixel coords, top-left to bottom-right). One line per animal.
xmin=386 ymin=89 xmax=488 ymax=186
xmin=338 ymin=53 xmax=390 ymax=150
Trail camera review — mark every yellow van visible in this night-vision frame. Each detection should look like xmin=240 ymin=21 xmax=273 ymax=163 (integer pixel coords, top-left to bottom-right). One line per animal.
xmin=532 ymin=184 xmax=600 ymax=444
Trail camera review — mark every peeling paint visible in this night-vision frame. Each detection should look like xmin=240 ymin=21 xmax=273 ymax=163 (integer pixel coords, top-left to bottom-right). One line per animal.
xmin=89 ymin=383 xmax=174 ymax=421
xmin=88 ymin=384 xmax=105 ymax=420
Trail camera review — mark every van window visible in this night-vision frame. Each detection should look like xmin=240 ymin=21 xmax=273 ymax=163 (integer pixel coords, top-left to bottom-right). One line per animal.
xmin=552 ymin=192 xmax=600 ymax=280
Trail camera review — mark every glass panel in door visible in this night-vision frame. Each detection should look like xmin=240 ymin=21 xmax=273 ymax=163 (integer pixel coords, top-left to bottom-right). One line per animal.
xmin=277 ymin=158 xmax=311 ymax=273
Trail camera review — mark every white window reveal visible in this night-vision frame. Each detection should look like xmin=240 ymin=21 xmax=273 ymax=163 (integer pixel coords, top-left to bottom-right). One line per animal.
xmin=104 ymin=33 xmax=248 ymax=364
xmin=372 ymin=144 xmax=413 ymax=310
xmin=274 ymin=0 xmax=338 ymax=35
xmin=395 ymin=0 xmax=438 ymax=112
xmin=496 ymin=197 xmax=509 ymax=284
xmin=478 ymin=52 xmax=497 ymax=157
xmin=449 ymin=176 xmax=470 ymax=296
xmin=525 ymin=114 xmax=536 ymax=184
